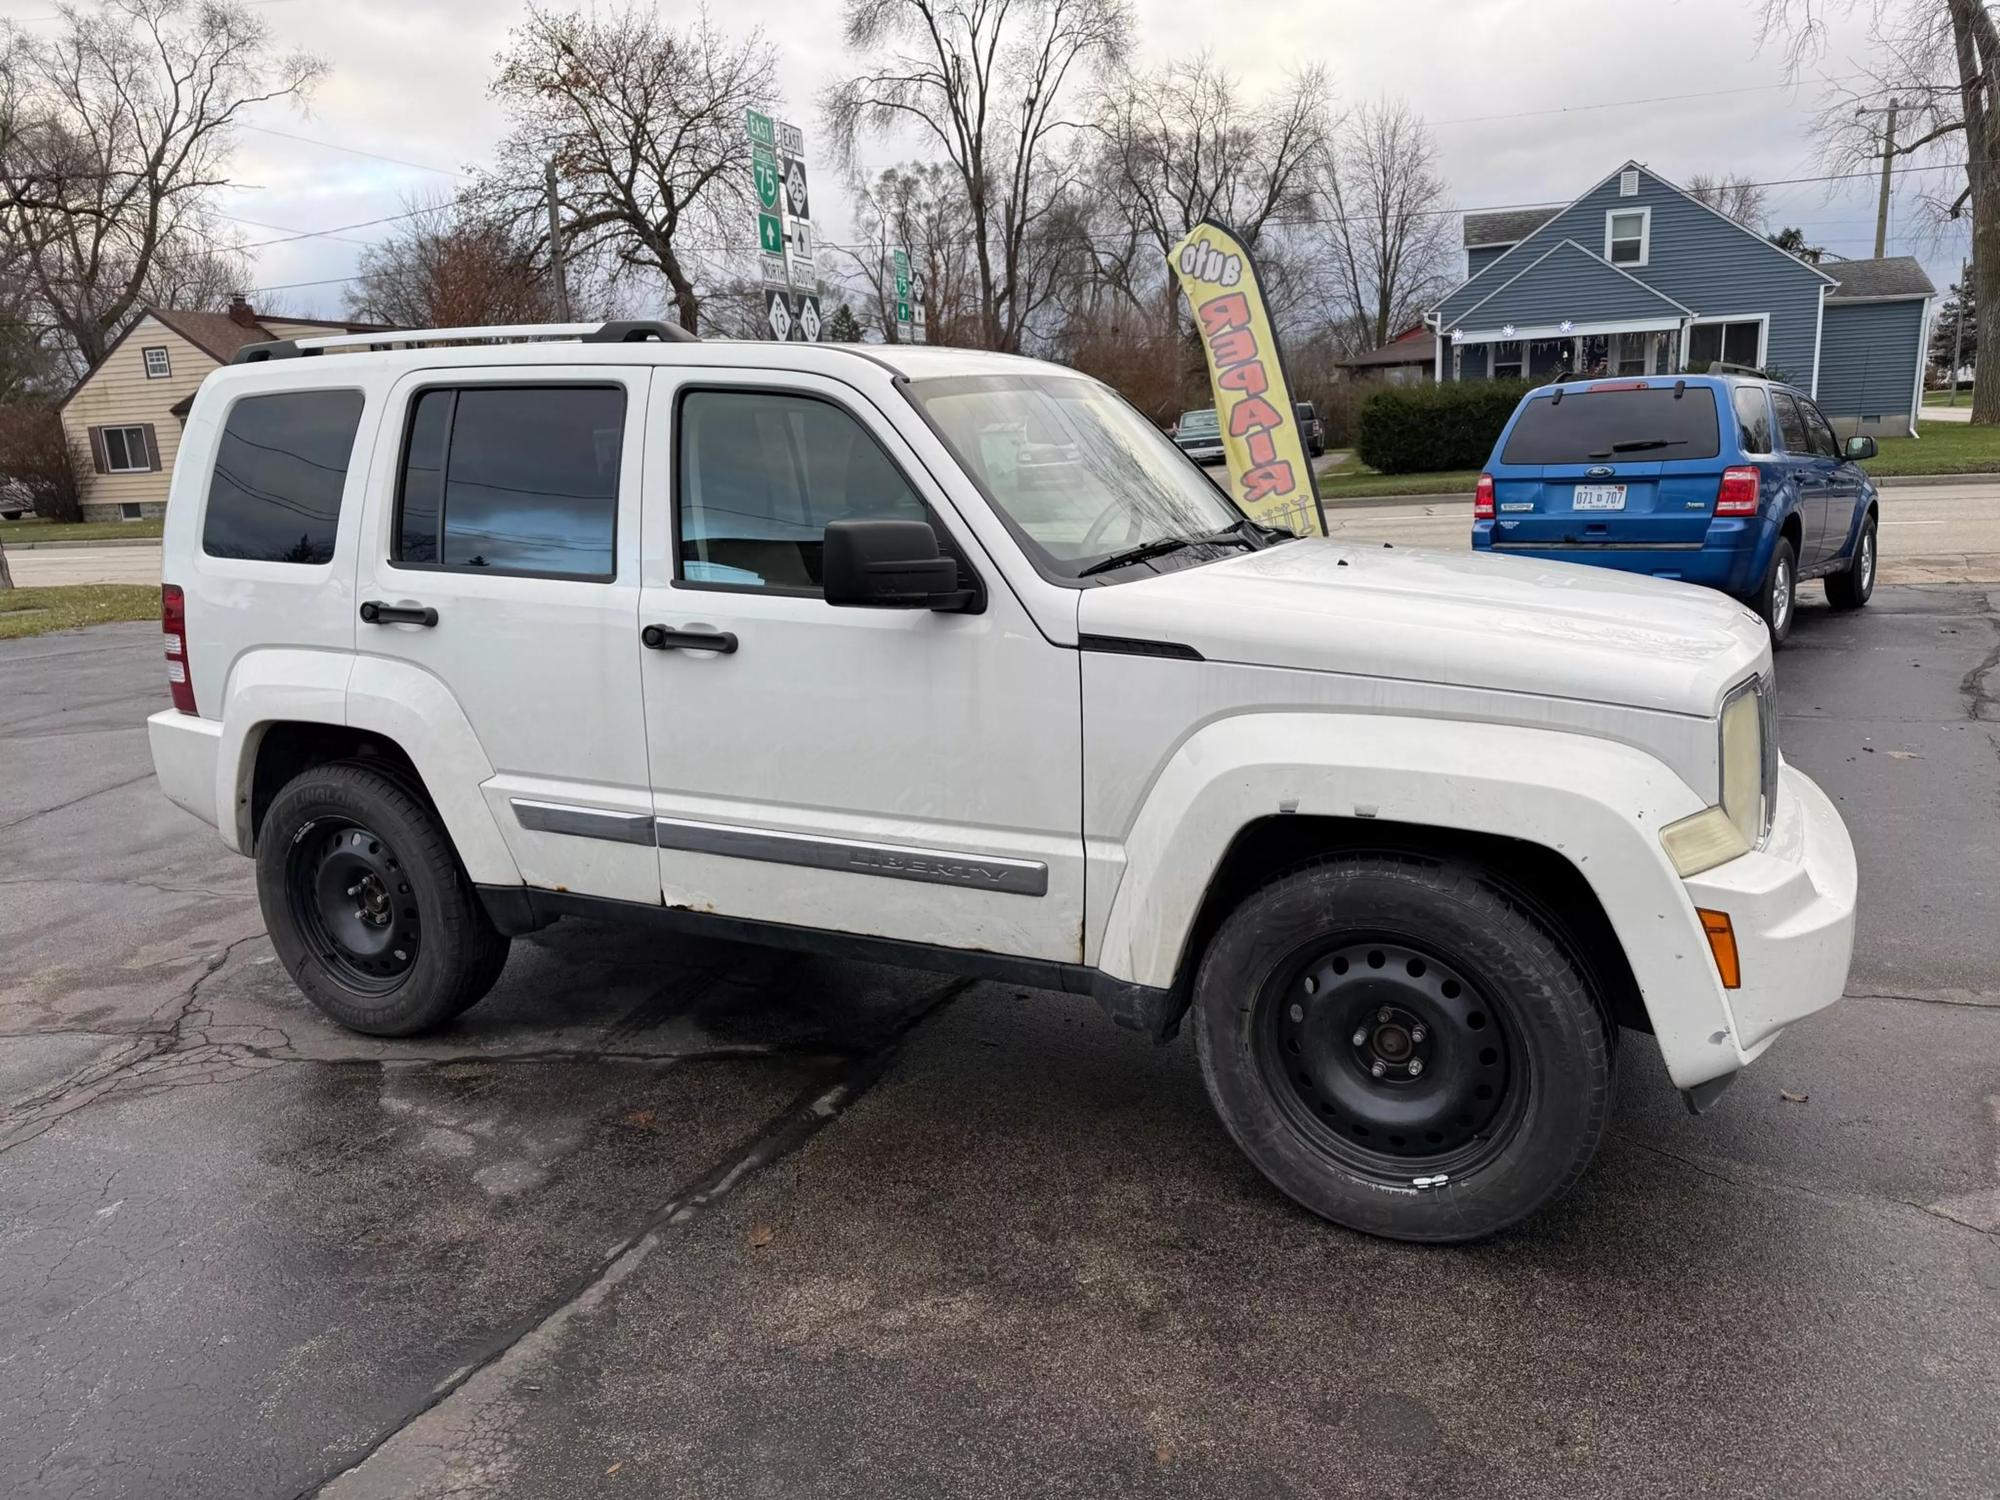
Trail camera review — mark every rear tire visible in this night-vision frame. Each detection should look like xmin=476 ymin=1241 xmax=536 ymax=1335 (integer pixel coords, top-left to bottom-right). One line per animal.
xmin=256 ymin=761 xmax=510 ymax=1036
xmin=1191 ymin=855 xmax=1614 ymax=1243
xmin=1826 ymin=512 xmax=1876 ymax=611
xmin=1753 ymin=535 xmax=1797 ymax=646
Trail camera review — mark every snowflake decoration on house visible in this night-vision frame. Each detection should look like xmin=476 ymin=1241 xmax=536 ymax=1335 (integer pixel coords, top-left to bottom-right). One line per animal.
xmin=1559 ymin=319 xmax=1575 ymax=334
xmin=1449 ymin=326 xmax=1463 ymax=343
xmin=1500 ymin=323 xmax=1516 ymax=338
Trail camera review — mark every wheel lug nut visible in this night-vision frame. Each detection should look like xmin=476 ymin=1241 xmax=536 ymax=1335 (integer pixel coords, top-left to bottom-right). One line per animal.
xmin=1289 ymin=1003 xmax=1304 ymax=1023
xmin=1410 ymin=1025 xmax=1427 ymax=1043
xmin=1407 ymin=1058 xmax=1424 ymax=1077
xmin=1377 ymin=1007 xmax=1393 ymax=1023
xmin=1370 ymin=1060 xmax=1387 ymax=1078
xmin=346 ymin=883 xmax=362 ymax=897
xmin=1352 ymin=1028 xmax=1369 ymax=1047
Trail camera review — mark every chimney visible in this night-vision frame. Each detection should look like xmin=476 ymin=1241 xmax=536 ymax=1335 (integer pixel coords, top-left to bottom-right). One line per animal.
xmin=227 ymin=294 xmax=258 ymax=328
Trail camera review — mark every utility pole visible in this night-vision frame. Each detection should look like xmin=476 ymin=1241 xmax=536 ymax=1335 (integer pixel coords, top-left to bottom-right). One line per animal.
xmin=545 ymin=159 xmax=572 ymax=322
xmin=1857 ymin=98 xmax=1900 ymax=258
xmin=1950 ymin=256 xmax=1970 ymax=407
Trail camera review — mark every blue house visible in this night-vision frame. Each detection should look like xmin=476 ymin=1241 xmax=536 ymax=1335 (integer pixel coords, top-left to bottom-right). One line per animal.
xmin=1425 ymin=161 xmax=1935 ymax=436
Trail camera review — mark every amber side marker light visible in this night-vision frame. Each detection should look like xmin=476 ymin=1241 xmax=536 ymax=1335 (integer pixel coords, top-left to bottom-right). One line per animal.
xmin=1697 ymin=909 xmax=1741 ymax=989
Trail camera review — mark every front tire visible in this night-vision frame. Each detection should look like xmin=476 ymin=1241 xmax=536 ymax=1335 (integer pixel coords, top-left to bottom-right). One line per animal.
xmin=1826 ymin=512 xmax=1876 ymax=610
xmin=256 ymin=761 xmax=510 ymax=1036
xmin=1753 ymin=535 xmax=1797 ymax=646
xmin=1191 ymin=856 xmax=1613 ymax=1243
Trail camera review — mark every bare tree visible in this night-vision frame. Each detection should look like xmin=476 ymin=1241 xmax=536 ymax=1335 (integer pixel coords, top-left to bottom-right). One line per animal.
xmin=823 ymin=0 xmax=1132 ymax=351
xmin=346 ymin=197 xmax=558 ymax=328
xmin=835 ymin=161 xmax=984 ymax=345
xmin=1758 ymin=0 xmax=2000 ymax=419
xmin=1686 ymin=170 xmax=1772 ymax=227
xmin=1318 ymin=96 xmax=1455 ymax=353
xmin=1090 ymin=56 xmax=1330 ymax=336
xmin=0 ymin=0 xmax=323 ymax=371
xmin=484 ymin=4 xmax=775 ymax=334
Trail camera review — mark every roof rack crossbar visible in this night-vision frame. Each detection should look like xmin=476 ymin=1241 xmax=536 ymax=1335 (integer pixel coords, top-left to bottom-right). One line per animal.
xmin=228 ymin=320 xmax=699 ymax=364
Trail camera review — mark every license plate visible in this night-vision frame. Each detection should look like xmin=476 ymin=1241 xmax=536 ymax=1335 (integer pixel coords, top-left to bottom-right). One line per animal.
xmin=1573 ymin=484 xmax=1627 ymax=511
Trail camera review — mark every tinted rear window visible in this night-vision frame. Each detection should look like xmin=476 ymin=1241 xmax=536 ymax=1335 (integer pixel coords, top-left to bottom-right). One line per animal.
xmin=1499 ymin=387 xmax=1721 ymax=465
xmin=202 ymin=390 xmax=365 ymax=564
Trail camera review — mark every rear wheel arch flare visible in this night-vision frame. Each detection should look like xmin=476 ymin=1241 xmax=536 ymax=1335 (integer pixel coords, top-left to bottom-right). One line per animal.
xmin=248 ymin=721 xmax=433 ymax=849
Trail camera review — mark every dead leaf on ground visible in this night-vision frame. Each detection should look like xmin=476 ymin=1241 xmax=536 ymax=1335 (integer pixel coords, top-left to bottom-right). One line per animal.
xmin=606 ymin=1460 xmax=623 ymax=1475
xmin=624 ymin=1110 xmax=655 ymax=1128
xmin=748 ymin=1223 xmax=776 ymax=1248
xmin=1780 ymin=1089 xmax=1809 ymax=1103
xmin=1884 ymin=750 xmax=1921 ymax=760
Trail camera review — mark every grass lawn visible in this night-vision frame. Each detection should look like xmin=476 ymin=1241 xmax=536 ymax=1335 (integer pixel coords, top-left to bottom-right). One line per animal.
xmin=0 ymin=584 xmax=160 ymax=640
xmin=1862 ymin=419 xmax=2000 ymax=477
xmin=0 ymin=516 xmax=164 ymax=543
xmin=1921 ymin=390 xmax=1972 ymax=407
xmin=1312 ymin=453 xmax=1479 ymax=501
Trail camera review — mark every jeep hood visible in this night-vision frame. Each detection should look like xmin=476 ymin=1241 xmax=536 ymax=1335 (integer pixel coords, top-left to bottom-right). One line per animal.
xmin=1075 ymin=539 xmax=1769 ymax=717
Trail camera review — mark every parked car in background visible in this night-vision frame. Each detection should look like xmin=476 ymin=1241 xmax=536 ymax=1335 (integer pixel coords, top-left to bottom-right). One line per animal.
xmin=1471 ymin=372 xmax=1879 ymax=645
xmin=1295 ymin=401 xmax=1326 ymax=457
xmin=0 ymin=481 xmax=34 ymax=521
xmin=1173 ymin=407 xmax=1224 ymax=465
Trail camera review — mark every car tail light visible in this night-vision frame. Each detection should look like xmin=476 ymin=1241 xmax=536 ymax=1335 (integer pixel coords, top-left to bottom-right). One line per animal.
xmin=1474 ymin=473 xmax=1496 ymax=520
xmin=162 ymin=584 xmax=197 ymax=715
xmin=1715 ymin=466 xmax=1760 ymax=516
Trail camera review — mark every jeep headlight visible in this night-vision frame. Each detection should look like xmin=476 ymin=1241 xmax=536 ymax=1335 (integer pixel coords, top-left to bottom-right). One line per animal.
xmin=1661 ymin=676 xmax=1776 ymax=876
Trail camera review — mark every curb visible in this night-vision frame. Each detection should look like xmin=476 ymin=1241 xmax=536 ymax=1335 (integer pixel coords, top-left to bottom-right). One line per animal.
xmin=1 ymin=535 xmax=162 ymax=551
xmin=1872 ymin=471 xmax=2000 ymax=489
xmin=1321 ymin=491 xmax=1473 ymax=509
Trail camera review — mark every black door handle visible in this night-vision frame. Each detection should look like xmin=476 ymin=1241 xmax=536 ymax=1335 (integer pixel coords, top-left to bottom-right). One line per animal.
xmin=642 ymin=625 xmax=738 ymax=654
xmin=360 ymin=600 xmax=438 ymax=627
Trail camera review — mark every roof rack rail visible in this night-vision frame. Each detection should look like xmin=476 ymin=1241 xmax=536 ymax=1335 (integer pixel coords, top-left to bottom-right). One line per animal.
xmin=230 ymin=319 xmax=699 ymax=364
xmin=1705 ymin=361 xmax=1767 ymax=378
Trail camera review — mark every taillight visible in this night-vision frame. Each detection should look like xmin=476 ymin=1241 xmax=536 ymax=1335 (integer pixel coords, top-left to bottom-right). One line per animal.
xmin=162 ymin=584 xmax=197 ymax=715
xmin=1474 ymin=473 xmax=1496 ymax=520
xmin=1715 ymin=466 xmax=1760 ymax=516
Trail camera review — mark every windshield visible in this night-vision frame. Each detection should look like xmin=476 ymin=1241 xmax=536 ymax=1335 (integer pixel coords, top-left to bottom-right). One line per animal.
xmin=1178 ymin=409 xmax=1218 ymax=435
xmin=912 ymin=374 xmax=1249 ymax=578
xmin=1501 ymin=386 xmax=1722 ymax=464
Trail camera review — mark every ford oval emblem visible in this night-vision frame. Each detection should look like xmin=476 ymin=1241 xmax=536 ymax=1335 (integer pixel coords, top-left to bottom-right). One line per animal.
xmin=1585 ymin=465 xmax=1614 ymax=478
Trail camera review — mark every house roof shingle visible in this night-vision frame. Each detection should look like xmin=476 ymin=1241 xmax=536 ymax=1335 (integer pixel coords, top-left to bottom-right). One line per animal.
xmin=1463 ymin=207 xmax=1560 ymax=248
xmin=1340 ymin=329 xmax=1436 ymax=368
xmin=146 ymin=307 xmax=281 ymax=363
xmin=1826 ymin=255 xmax=1936 ymax=301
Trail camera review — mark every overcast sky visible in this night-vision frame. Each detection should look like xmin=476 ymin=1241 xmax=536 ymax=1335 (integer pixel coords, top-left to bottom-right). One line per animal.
xmin=0 ymin=0 xmax=1971 ymax=319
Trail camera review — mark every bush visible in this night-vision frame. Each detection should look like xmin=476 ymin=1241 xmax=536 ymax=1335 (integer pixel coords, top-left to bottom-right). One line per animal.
xmin=0 ymin=405 xmax=85 ymax=523
xmin=1354 ymin=379 xmax=1536 ymax=474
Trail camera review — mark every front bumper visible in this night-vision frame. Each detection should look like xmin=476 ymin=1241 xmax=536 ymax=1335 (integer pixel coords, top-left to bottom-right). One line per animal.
xmin=1676 ymin=760 xmax=1857 ymax=1081
xmin=1176 ymin=444 xmax=1225 ymax=465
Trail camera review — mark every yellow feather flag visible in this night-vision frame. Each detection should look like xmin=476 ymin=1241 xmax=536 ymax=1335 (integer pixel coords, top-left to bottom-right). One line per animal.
xmin=1169 ymin=221 xmax=1326 ymax=537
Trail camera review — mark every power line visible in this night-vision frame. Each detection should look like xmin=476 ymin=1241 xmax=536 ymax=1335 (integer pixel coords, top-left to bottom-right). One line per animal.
xmin=1429 ymin=74 xmax=1866 ymax=128
xmin=236 ymin=123 xmax=470 ymax=180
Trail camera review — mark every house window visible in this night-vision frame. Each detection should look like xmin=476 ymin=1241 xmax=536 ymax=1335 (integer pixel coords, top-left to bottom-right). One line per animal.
xmin=1687 ymin=319 xmax=1763 ymax=371
xmin=142 ymin=346 xmax=171 ymax=380
xmin=1606 ymin=207 xmax=1650 ymax=266
xmin=120 ymin=503 xmax=143 ymax=521
xmin=100 ymin=425 xmax=150 ymax=473
xmin=1489 ymin=341 xmax=1524 ymax=379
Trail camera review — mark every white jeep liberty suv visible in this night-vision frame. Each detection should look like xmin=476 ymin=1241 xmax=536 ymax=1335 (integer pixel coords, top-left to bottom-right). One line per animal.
xmin=147 ymin=321 xmax=1858 ymax=1242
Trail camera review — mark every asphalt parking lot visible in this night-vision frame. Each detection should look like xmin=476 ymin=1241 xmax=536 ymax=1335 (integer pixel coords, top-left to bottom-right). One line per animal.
xmin=3 ymin=587 xmax=1997 ymax=1499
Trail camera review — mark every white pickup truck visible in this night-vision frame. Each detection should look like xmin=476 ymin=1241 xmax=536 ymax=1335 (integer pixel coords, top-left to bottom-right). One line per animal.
xmin=147 ymin=322 xmax=1857 ymax=1241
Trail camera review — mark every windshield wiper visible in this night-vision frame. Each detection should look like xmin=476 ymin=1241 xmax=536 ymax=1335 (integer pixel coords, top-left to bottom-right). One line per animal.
xmin=1076 ymin=523 xmax=1262 ymax=578
xmin=1589 ymin=438 xmax=1688 ymax=456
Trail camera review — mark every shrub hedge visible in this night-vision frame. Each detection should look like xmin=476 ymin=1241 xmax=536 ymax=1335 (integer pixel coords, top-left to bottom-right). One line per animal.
xmin=1354 ymin=378 xmax=1537 ymax=475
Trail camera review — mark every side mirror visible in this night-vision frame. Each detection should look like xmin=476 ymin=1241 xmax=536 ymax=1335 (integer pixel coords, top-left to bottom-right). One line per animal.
xmin=822 ymin=518 xmax=964 ymax=609
xmin=1845 ymin=435 xmax=1878 ymax=461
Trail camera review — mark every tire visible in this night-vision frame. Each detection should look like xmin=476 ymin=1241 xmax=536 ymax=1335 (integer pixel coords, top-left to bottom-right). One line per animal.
xmin=256 ymin=761 xmax=510 ymax=1036
xmin=1191 ymin=855 xmax=1614 ymax=1243
xmin=1753 ymin=535 xmax=1797 ymax=646
xmin=1826 ymin=511 xmax=1876 ymax=611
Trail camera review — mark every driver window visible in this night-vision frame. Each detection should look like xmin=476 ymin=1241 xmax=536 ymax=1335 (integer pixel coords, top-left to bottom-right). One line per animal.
xmin=675 ymin=388 xmax=930 ymax=592
xmin=1802 ymin=400 xmax=1842 ymax=460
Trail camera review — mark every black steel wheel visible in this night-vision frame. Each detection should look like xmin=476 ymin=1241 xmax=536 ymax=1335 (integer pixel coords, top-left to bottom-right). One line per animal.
xmin=1258 ymin=938 xmax=1526 ymax=1184
xmin=257 ymin=761 xmax=509 ymax=1036
xmin=1192 ymin=855 xmax=1615 ymax=1242
xmin=285 ymin=818 xmax=422 ymax=994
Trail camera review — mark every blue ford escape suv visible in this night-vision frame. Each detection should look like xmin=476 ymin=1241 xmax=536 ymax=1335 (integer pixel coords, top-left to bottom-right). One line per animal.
xmin=1471 ymin=373 xmax=1880 ymax=644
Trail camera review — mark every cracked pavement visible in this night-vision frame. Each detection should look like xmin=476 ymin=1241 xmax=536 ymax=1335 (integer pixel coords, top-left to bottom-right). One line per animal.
xmin=2 ymin=598 xmax=1998 ymax=1499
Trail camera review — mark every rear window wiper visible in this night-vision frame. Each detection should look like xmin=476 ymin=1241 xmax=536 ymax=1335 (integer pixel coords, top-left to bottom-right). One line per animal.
xmin=1588 ymin=438 xmax=1689 ymax=456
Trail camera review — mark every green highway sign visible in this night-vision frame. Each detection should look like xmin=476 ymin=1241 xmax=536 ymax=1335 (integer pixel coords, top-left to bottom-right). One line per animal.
xmin=758 ymin=213 xmax=784 ymax=255
xmin=753 ymin=152 xmax=780 ymax=211
xmin=896 ymin=300 xmax=912 ymax=323
xmin=745 ymin=109 xmax=774 ymax=147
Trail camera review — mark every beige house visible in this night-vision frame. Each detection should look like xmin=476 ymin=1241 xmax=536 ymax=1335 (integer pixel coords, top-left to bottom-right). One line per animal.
xmin=58 ymin=298 xmax=389 ymax=522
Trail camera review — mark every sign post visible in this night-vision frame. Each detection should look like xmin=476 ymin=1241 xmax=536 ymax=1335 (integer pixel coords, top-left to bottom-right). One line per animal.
xmin=1168 ymin=220 xmax=1324 ymax=536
